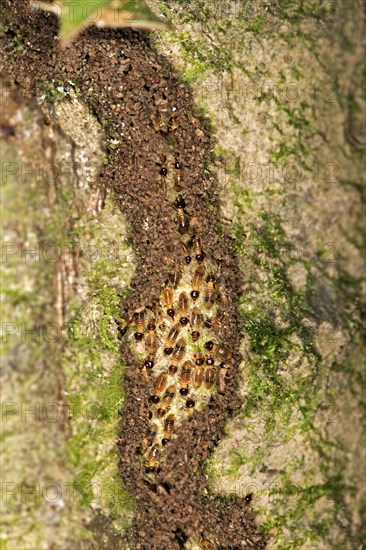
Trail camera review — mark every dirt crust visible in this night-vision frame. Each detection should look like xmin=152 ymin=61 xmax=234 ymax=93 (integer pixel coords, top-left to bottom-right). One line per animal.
xmin=0 ymin=2 xmax=267 ymax=548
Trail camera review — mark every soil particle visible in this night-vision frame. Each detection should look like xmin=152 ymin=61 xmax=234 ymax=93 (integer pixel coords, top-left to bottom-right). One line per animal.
xmin=0 ymin=2 xmax=267 ymax=548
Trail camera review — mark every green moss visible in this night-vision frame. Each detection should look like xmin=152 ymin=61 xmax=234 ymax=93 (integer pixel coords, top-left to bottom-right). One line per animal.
xmin=205 ymin=192 xmax=363 ymax=545
xmin=247 ymin=14 xmax=266 ymax=36
xmin=2 ymin=26 xmax=25 ymax=53
xmin=180 ymin=59 xmax=210 ymax=85
xmin=64 ymin=302 xmax=136 ymax=526
xmin=61 ymin=198 xmax=136 ymax=530
xmin=39 ymin=80 xmax=74 ymax=103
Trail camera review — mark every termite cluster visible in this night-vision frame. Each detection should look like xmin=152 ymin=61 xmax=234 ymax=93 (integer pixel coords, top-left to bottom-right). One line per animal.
xmin=119 ymin=218 xmax=232 ymax=475
xmin=117 ymin=119 xmax=233 ymax=476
